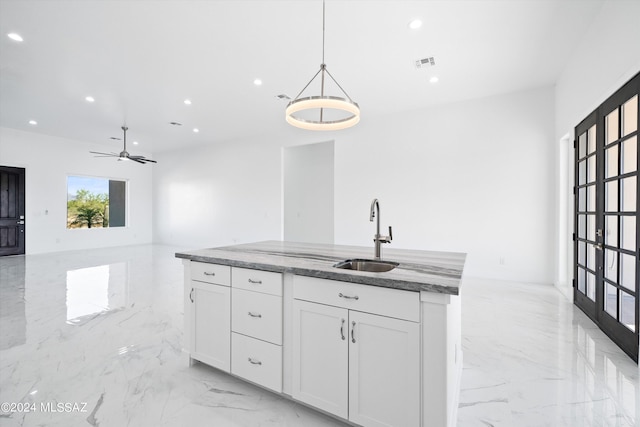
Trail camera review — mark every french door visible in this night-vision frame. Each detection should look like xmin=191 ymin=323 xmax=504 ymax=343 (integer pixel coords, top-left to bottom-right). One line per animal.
xmin=574 ymin=72 xmax=639 ymax=362
xmin=0 ymin=166 xmax=25 ymax=256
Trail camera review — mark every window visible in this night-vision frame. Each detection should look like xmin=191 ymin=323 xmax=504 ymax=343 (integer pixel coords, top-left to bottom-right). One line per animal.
xmin=67 ymin=176 xmax=126 ymax=229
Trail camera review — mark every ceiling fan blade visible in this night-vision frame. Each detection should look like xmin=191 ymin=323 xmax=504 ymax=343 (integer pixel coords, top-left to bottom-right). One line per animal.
xmin=90 ymin=151 xmax=118 ymax=156
xmin=93 ymin=155 xmax=119 ymax=158
xmin=129 ymin=157 xmax=145 ymax=164
xmin=130 ymin=155 xmax=157 ymax=163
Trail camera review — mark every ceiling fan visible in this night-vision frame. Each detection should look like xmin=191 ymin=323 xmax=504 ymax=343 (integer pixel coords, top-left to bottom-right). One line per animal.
xmin=90 ymin=126 xmax=157 ymax=164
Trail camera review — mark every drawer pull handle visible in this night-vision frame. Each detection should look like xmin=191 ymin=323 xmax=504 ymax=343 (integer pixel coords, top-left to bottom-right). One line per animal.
xmin=248 ymin=311 xmax=262 ymax=318
xmin=340 ymin=318 xmax=345 ymax=340
xmin=351 ymin=321 xmax=356 ymax=343
xmin=248 ymin=279 xmax=263 ymax=284
xmin=190 ymin=288 xmax=194 ymax=303
xmin=203 ymin=272 xmax=216 ymax=276
xmin=248 ymin=357 xmax=262 ymax=365
xmin=338 ymin=292 xmax=359 ymax=301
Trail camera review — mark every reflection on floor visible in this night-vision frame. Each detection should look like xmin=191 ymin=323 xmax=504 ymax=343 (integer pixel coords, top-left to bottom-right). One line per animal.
xmin=0 ymin=245 xmax=637 ymax=426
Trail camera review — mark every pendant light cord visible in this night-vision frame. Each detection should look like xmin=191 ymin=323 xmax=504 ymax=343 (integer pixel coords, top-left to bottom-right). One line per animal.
xmin=320 ymin=0 xmax=326 ymax=119
xmin=122 ymin=126 xmax=128 ymax=152
xmin=322 ymin=0 xmax=325 ymax=65
xmin=290 ymin=0 xmax=356 ymax=103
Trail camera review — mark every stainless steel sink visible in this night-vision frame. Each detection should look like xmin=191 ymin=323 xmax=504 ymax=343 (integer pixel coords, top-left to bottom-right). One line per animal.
xmin=333 ymin=259 xmax=399 ymax=273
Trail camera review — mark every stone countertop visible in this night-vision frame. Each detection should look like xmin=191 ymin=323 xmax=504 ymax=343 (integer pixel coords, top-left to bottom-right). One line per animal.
xmin=175 ymin=241 xmax=466 ymax=295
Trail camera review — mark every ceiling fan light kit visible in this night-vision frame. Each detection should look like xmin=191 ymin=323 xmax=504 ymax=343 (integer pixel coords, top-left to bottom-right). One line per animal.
xmin=286 ymin=1 xmax=360 ymax=131
xmin=90 ymin=126 xmax=157 ymax=164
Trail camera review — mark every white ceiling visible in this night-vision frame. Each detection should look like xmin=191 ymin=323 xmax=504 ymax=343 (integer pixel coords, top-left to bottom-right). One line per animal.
xmin=0 ymin=0 xmax=604 ymax=153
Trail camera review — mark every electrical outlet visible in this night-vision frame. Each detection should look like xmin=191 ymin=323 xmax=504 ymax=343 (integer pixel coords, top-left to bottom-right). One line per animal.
xmin=499 ymin=257 xmax=505 ymax=265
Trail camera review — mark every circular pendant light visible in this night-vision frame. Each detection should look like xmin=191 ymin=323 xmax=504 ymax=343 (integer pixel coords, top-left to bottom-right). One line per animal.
xmin=286 ymin=2 xmax=360 ymax=131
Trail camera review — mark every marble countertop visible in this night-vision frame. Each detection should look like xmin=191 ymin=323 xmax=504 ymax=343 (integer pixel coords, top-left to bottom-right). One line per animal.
xmin=176 ymin=241 xmax=466 ymax=295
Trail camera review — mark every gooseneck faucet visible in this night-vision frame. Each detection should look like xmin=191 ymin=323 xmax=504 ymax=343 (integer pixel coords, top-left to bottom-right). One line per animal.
xmin=369 ymin=198 xmax=392 ymax=259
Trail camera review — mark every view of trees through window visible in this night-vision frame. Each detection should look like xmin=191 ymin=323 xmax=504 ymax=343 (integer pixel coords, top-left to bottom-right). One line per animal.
xmin=67 ymin=176 xmax=126 ymax=229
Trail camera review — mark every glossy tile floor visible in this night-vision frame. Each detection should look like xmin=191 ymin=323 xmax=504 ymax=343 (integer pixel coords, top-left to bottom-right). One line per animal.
xmin=0 ymin=245 xmax=637 ymax=426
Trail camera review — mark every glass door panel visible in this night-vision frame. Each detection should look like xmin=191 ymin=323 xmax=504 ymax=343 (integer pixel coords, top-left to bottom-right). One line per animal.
xmin=622 ymin=95 xmax=638 ymax=137
xmin=621 ymin=290 xmax=636 ymax=332
xmin=621 ymin=216 xmax=635 ymax=251
xmin=607 ymin=109 xmax=619 ymax=143
xmin=622 ymin=136 xmax=637 ymax=173
xmin=606 ymin=145 xmax=619 ymax=177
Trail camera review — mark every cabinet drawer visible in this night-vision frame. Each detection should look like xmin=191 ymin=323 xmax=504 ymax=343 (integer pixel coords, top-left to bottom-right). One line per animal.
xmin=232 ymin=267 xmax=282 ymax=296
xmin=232 ymin=288 xmax=282 ymax=345
xmin=231 ymin=333 xmax=282 ymax=393
xmin=293 ymin=275 xmax=420 ymax=322
xmin=191 ymin=262 xmax=231 ymax=286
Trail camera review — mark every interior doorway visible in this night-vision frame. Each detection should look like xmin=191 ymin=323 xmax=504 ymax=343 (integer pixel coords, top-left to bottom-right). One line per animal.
xmin=283 ymin=141 xmax=334 ymax=244
xmin=0 ymin=166 xmax=26 ymax=256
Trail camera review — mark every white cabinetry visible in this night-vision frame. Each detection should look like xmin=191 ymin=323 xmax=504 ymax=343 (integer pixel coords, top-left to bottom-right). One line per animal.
xmin=188 ymin=262 xmax=231 ymax=371
xmin=182 ymin=258 xmax=462 ymax=427
xmin=292 ymin=300 xmax=349 ymax=418
xmin=230 ymin=268 xmax=283 ymax=392
xmin=292 ymin=276 xmax=420 ymax=427
xmin=348 ymin=310 xmax=420 ymax=427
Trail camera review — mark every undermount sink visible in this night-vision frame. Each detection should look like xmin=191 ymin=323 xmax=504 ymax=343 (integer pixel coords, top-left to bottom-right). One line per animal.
xmin=333 ymin=259 xmax=399 ymax=273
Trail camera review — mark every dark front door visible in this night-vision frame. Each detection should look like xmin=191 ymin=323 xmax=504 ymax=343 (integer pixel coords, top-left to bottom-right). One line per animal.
xmin=0 ymin=166 xmax=25 ymax=256
xmin=574 ymin=72 xmax=639 ymax=362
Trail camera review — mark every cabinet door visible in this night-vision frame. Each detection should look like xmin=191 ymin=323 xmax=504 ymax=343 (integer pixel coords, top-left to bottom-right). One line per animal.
xmin=292 ymin=300 xmax=348 ymax=419
xmin=348 ymin=311 xmax=420 ymax=427
xmin=190 ymin=281 xmax=231 ymax=372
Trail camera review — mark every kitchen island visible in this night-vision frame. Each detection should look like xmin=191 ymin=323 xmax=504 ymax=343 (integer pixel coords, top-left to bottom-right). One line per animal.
xmin=176 ymin=241 xmax=466 ymax=427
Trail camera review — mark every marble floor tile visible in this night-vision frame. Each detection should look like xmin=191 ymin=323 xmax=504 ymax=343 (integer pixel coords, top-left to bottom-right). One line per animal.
xmin=0 ymin=245 xmax=637 ymax=426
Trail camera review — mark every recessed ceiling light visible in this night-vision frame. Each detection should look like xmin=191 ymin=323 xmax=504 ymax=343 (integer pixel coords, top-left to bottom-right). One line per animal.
xmin=429 ymin=76 xmax=439 ymax=83
xmin=408 ymin=19 xmax=422 ymax=30
xmin=8 ymin=33 xmax=23 ymax=42
xmin=133 ymin=141 xmax=139 ymax=145
xmin=184 ymin=99 xmax=192 ymax=105
xmin=28 ymin=119 xmax=37 ymax=125
xmin=85 ymin=96 xmax=95 ymax=102
xmin=254 ymin=79 xmax=262 ymax=86
xmin=193 ymin=128 xmax=199 ymax=133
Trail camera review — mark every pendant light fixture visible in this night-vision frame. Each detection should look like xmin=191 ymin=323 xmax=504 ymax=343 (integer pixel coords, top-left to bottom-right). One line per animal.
xmin=285 ymin=1 xmax=360 ymax=131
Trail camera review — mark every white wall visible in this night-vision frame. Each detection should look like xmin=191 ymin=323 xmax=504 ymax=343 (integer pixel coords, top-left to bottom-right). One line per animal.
xmin=152 ymin=140 xmax=282 ymax=249
xmin=554 ymin=0 xmax=640 ymax=295
xmin=154 ymin=86 xmax=555 ymax=284
xmin=555 ymin=0 xmax=640 ymax=140
xmin=284 ymin=141 xmax=334 ymax=244
xmin=333 ymin=87 xmax=555 ymax=283
xmin=0 ymin=127 xmax=153 ymax=254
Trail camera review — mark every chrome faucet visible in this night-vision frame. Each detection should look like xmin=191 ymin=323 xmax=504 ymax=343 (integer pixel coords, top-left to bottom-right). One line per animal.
xmin=369 ymin=198 xmax=392 ymax=259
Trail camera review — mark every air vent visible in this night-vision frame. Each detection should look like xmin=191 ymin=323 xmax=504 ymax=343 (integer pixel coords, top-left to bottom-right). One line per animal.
xmin=276 ymin=94 xmax=291 ymax=100
xmin=415 ymin=57 xmax=435 ymax=69
xmin=169 ymin=121 xmax=183 ymax=126
xmin=109 ymin=137 xmax=122 ymax=140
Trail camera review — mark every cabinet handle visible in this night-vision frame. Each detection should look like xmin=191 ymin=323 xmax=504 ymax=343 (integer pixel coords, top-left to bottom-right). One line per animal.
xmin=248 ymin=311 xmax=262 ymax=318
xmin=351 ymin=321 xmax=356 ymax=343
xmin=190 ymin=288 xmax=194 ymax=303
xmin=248 ymin=357 xmax=262 ymax=365
xmin=340 ymin=318 xmax=345 ymax=340
xmin=248 ymin=279 xmax=262 ymax=284
xmin=339 ymin=292 xmax=359 ymax=301
xmin=203 ymin=271 xmax=216 ymax=276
